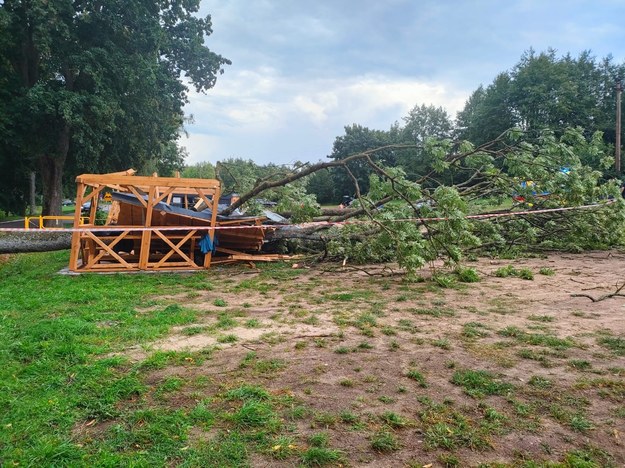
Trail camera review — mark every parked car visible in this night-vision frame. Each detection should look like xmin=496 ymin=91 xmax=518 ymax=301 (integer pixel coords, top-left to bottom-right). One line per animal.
xmin=81 ymin=201 xmax=110 ymax=214
xmin=62 ymin=199 xmax=74 ymax=206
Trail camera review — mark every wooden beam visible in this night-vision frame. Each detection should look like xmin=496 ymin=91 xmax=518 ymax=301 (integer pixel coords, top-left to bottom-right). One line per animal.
xmin=85 ymin=230 xmax=131 ymax=267
xmin=152 ymin=229 xmax=198 ymax=268
xmin=126 ymin=185 xmax=148 ymax=208
xmin=69 ymin=182 xmax=86 ymax=271
xmin=87 ymin=185 xmax=107 ymax=225
xmin=205 ymin=185 xmax=220 ymax=268
xmin=138 ymin=184 xmax=157 ymax=269
xmin=83 ymin=231 xmax=133 ymax=269
xmin=75 ymin=174 xmax=220 ymax=190
xmin=154 ymin=186 xmax=177 ymax=206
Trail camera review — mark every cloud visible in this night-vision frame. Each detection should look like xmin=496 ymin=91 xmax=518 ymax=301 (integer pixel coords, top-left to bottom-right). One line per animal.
xmin=293 ymin=92 xmax=338 ymax=124
xmin=180 ymin=133 xmax=221 ymax=164
xmin=185 ymin=1 xmax=625 ymax=167
xmin=183 ymin=68 xmax=469 ymax=165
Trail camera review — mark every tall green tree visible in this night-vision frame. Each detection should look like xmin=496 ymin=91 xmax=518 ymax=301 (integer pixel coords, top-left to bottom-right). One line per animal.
xmin=328 ymin=124 xmax=395 ymax=197
xmin=216 ymin=158 xmax=274 ymax=194
xmin=306 ymin=168 xmax=336 ymax=204
xmin=456 ymin=49 xmax=625 ymax=155
xmin=395 ymin=103 xmax=454 ymax=180
xmin=182 ymin=161 xmax=216 ymax=180
xmin=0 ymin=0 xmax=229 ymax=216
xmin=401 ymin=103 xmax=452 ymax=144
xmin=456 ymin=73 xmax=516 ymax=145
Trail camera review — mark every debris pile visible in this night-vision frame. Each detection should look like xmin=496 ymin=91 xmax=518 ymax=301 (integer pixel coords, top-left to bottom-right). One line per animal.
xmin=70 ymin=170 xmax=289 ymax=272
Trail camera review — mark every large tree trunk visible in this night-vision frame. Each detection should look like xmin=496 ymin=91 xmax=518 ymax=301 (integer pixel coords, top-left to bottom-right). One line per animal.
xmin=0 ymin=232 xmax=71 ymax=254
xmin=29 ymin=171 xmax=36 ymax=215
xmin=40 ymin=123 xmax=70 ymax=218
xmin=40 ymin=154 xmax=64 ymax=217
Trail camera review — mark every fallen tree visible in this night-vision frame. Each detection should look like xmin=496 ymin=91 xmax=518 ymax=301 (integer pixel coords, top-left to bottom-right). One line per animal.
xmin=0 ymin=232 xmax=71 ymax=254
xmin=3 ymin=128 xmax=623 ymax=269
xmin=224 ymin=127 xmax=625 ymax=275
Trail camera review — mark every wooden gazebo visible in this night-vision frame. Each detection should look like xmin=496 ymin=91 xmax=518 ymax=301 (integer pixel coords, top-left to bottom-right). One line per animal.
xmin=69 ymin=170 xmax=221 ymax=272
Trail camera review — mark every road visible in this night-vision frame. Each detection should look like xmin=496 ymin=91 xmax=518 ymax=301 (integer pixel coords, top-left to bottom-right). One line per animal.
xmin=0 ymin=218 xmax=35 ymax=229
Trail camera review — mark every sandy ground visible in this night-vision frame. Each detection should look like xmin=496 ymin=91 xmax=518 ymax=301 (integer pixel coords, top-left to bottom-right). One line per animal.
xmin=104 ymin=251 xmax=625 ymax=466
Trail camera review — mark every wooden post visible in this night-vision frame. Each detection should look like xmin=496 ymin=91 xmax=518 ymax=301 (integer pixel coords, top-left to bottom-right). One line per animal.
xmin=203 ymin=185 xmax=220 ymax=268
xmin=139 ymin=184 xmax=156 ymax=269
xmin=69 ymin=183 xmax=86 ymax=271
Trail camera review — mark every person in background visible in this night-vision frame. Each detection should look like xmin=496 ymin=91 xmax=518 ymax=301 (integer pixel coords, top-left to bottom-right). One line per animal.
xmin=339 ymin=195 xmax=354 ymax=209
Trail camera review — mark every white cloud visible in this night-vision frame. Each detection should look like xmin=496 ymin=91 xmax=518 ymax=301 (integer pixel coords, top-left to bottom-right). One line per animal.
xmin=183 ymin=68 xmax=470 ymax=165
xmin=293 ymin=92 xmax=338 ymax=124
xmin=180 ymin=133 xmax=222 ymax=164
xmin=185 ymin=1 xmax=625 ymax=166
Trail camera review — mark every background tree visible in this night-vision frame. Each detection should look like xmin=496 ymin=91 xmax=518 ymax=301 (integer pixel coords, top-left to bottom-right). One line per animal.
xmin=216 ymin=158 xmax=274 ymax=194
xmin=0 ymin=0 xmax=229 ymax=216
xmin=456 ymin=73 xmax=516 ymax=145
xmin=401 ymin=103 xmax=452 ymax=144
xmin=328 ymin=124 xmax=395 ymax=198
xmin=182 ymin=161 xmax=216 ymax=180
xmin=394 ymin=103 xmax=454 ymax=181
xmin=456 ymin=49 xmax=625 ymax=158
xmin=306 ymin=168 xmax=336 ymax=205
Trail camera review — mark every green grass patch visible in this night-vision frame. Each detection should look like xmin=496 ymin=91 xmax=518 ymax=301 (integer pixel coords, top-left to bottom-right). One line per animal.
xmin=380 ymin=411 xmax=408 ymax=428
xmin=225 ymin=384 xmax=271 ymax=401
xmin=301 ymin=446 xmax=344 ymax=466
xmin=597 ymin=335 xmax=625 ymax=356
xmin=254 ymin=358 xmax=286 ymax=373
xmin=229 ymin=400 xmax=280 ymax=430
xmin=462 ymin=322 xmax=490 ymax=338
xmin=539 ymin=267 xmax=555 ymax=276
xmin=411 ymin=307 xmax=455 ymax=317
xmin=498 ymin=326 xmax=575 ymax=349
xmin=451 ymin=369 xmax=514 ymax=398
xmin=493 ymin=265 xmax=534 ymax=280
xmin=370 ymin=430 xmax=400 ymax=452
xmin=419 ymin=398 xmax=493 ymax=451
xmin=326 ymin=289 xmax=373 ymax=302
xmin=406 ymin=369 xmax=427 ymax=387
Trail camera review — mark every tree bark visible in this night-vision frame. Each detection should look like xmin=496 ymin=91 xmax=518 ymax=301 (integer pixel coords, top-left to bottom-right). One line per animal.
xmin=40 ymin=154 xmax=64 ymax=218
xmin=40 ymin=123 xmax=70 ymax=219
xmin=0 ymin=232 xmax=71 ymax=254
xmin=29 ymin=171 xmax=36 ymax=215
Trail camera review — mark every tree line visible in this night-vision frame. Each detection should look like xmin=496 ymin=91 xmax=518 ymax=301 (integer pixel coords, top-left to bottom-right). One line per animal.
xmin=186 ymin=49 xmax=625 ymax=207
xmin=311 ymin=49 xmax=623 ymax=203
xmin=0 ymin=1 xmax=623 ymax=218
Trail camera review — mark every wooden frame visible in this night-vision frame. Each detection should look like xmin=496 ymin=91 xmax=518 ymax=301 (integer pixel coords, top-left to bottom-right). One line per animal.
xmin=69 ymin=170 xmax=220 ymax=272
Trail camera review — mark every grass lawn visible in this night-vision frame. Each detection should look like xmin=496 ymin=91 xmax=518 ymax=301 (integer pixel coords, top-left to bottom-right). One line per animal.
xmin=1 ymin=251 xmax=624 ymax=467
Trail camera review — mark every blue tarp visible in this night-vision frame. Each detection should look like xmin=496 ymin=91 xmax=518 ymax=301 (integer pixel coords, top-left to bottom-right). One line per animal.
xmin=199 ymin=234 xmax=218 ymax=254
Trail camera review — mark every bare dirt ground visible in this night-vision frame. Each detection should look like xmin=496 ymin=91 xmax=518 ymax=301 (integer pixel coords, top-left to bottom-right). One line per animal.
xmin=109 ymin=252 xmax=625 ymax=466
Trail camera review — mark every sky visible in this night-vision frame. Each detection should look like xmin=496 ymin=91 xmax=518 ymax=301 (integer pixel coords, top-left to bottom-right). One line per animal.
xmin=181 ymin=0 xmax=625 ymax=166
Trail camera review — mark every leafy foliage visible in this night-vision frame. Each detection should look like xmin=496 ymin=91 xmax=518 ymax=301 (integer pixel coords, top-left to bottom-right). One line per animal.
xmin=0 ymin=0 xmax=229 ymax=215
xmin=456 ymin=49 xmax=624 ymax=151
xmin=322 ymin=127 xmax=624 ymax=275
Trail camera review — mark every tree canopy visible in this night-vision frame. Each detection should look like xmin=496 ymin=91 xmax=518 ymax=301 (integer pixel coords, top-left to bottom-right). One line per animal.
xmin=0 ymin=0 xmax=229 ymax=215
xmin=456 ymin=49 xmax=623 ymax=147
xmin=301 ymin=49 xmax=625 ymax=206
